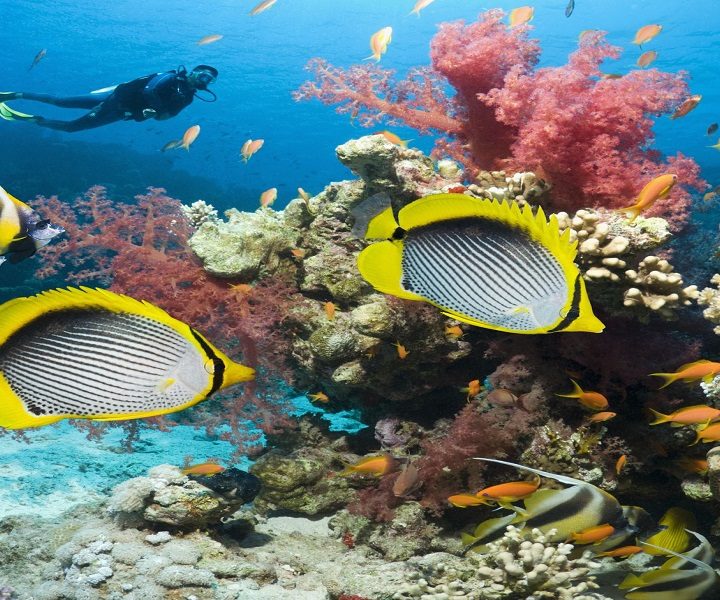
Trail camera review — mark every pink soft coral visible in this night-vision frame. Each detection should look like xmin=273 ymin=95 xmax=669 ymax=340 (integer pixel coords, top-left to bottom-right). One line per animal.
xmin=297 ymin=10 xmax=704 ymax=223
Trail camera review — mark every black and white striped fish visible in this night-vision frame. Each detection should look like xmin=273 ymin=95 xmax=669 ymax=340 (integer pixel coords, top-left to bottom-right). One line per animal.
xmin=355 ymin=193 xmax=604 ymax=334
xmin=0 ymin=287 xmax=254 ymax=429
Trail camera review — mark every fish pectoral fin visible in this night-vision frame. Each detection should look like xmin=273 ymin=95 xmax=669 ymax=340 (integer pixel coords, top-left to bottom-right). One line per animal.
xmin=156 ymin=377 xmax=175 ymax=392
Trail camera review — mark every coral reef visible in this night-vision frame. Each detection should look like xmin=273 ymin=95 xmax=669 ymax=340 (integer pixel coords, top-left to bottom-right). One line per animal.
xmin=181 ymin=199 xmax=219 ymax=228
xmin=297 ymin=10 xmax=705 ymax=223
xmin=698 ymin=273 xmax=720 ymax=334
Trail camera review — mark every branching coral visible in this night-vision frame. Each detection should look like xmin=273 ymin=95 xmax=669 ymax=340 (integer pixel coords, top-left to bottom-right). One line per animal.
xmin=297 ymin=10 xmax=704 ymax=221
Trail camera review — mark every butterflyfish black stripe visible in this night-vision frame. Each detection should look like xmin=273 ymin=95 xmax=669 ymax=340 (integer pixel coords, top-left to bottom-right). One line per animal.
xmin=524 ymin=486 xmax=619 ymax=530
xmin=547 ymin=274 xmax=583 ymax=333
xmin=189 ymin=328 xmax=224 ymax=396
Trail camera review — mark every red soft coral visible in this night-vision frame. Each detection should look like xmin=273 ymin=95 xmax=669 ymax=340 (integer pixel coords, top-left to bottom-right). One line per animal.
xmin=297 ymin=11 xmax=704 ymax=224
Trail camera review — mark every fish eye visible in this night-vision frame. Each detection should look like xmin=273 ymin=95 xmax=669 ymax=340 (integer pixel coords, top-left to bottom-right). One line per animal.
xmin=35 ymin=220 xmax=49 ymax=229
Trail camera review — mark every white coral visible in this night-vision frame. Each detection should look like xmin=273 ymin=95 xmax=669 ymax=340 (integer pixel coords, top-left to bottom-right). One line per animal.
xmin=181 ymin=200 xmax=219 ymax=228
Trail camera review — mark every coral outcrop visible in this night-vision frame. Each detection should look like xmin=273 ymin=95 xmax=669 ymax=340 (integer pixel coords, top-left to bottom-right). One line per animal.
xmin=698 ymin=273 xmax=720 ymax=334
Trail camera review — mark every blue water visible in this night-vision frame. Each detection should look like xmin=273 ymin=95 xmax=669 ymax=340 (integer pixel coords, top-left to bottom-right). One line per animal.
xmin=1 ymin=0 xmax=718 ymax=209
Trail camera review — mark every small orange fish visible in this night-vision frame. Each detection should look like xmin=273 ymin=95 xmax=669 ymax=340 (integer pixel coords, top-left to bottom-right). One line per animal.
xmin=180 ymin=125 xmax=201 ymax=150
xmin=569 ymin=523 xmax=615 ymax=545
xmin=692 ymin=422 xmax=720 ymax=445
xmin=249 ymin=0 xmax=277 ymax=16
xmin=649 ymin=404 xmax=720 ymax=427
xmin=461 ymin=379 xmax=482 ymax=401
xmin=366 ymin=26 xmax=392 ymax=62
xmin=509 ymin=6 xmax=534 ymax=28
xmin=260 ymin=187 xmax=277 ymax=208
xmin=394 ymin=341 xmax=409 ymax=360
xmin=29 ymin=48 xmax=47 ymax=71
xmin=632 ymin=24 xmax=662 ymax=45
xmin=588 ymin=411 xmax=617 ymax=423
xmin=615 ymin=454 xmax=627 ymax=475
xmin=487 ymin=388 xmax=518 ymax=407
xmin=341 ymin=455 xmax=395 ymax=476
xmin=297 ymin=188 xmax=311 ymax=203
xmin=671 ymin=95 xmax=702 ymax=120
xmin=650 ymin=360 xmax=720 ymax=388
xmin=241 ymin=138 xmax=264 ymax=162
xmin=373 ymin=130 xmax=410 ymax=147
xmin=674 ymin=457 xmax=709 ymax=476
xmin=556 ymin=380 xmax=609 ymax=411
xmin=599 ymin=73 xmax=623 ymax=80
xmin=290 ymin=248 xmax=306 ymax=259
xmin=182 ymin=462 xmax=225 ymax=476
xmin=617 ymin=173 xmax=677 ymax=222
xmin=445 ymin=325 xmax=463 ymax=339
xmin=448 ymin=493 xmax=486 ymax=508
xmin=161 ymin=139 xmax=182 ymax=152
xmin=597 ymin=545 xmax=643 ymax=558
xmin=410 ymin=0 xmax=435 ymax=16
xmin=393 ymin=463 xmax=421 ymax=497
xmin=475 ymin=477 xmax=541 ymax=508
xmin=197 ymin=34 xmax=223 ymax=46
xmin=229 ymin=283 xmax=253 ymax=294
xmin=636 ymin=50 xmax=658 ymax=68
xmin=309 ymin=391 xmax=329 ymax=403
xmin=324 ymin=301 xmax=336 ymax=321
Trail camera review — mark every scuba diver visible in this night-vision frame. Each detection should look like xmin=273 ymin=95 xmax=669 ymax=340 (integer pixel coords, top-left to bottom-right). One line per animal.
xmin=0 ymin=64 xmax=217 ymax=132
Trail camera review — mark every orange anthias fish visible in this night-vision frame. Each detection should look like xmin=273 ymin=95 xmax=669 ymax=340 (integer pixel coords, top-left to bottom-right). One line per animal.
xmin=29 ymin=48 xmax=47 ymax=71
xmin=556 ymin=380 xmax=609 ymax=411
xmin=394 ymin=341 xmax=409 ymax=360
xmin=569 ymin=523 xmax=615 ymax=545
xmin=632 ymin=24 xmax=662 ymax=45
xmin=693 ymin=422 xmax=720 ymax=445
xmin=461 ymin=379 xmax=482 ymax=401
xmin=509 ymin=6 xmax=534 ymax=28
xmin=588 ymin=411 xmax=617 ymax=423
xmin=182 ymin=462 xmax=225 ymax=476
xmin=180 ymin=125 xmax=201 ymax=150
xmin=197 ymin=34 xmax=223 ymax=46
xmin=260 ymin=187 xmax=277 ymax=208
xmin=637 ymin=50 xmax=658 ymax=68
xmin=445 ymin=325 xmax=463 ymax=339
xmin=308 ymin=391 xmax=329 ymax=403
xmin=410 ymin=0 xmax=435 ymax=16
xmin=649 ymin=404 xmax=720 ymax=426
xmin=324 ymin=301 xmax=336 ymax=321
xmin=617 ymin=173 xmax=677 ymax=223
xmin=250 ymin=0 xmax=278 ymax=16
xmin=341 ymin=455 xmax=395 ymax=476
xmin=290 ymin=248 xmax=306 ymax=259
xmin=671 ymin=95 xmax=702 ymax=120
xmin=366 ymin=26 xmax=392 ymax=62
xmin=650 ymin=360 xmax=720 ymax=388
xmin=674 ymin=457 xmax=709 ymax=476
xmin=374 ymin=130 xmax=410 ymax=147
xmin=615 ymin=454 xmax=627 ymax=475
xmin=241 ymin=139 xmax=264 ymax=162
xmin=475 ymin=477 xmax=541 ymax=509
xmin=598 ymin=545 xmax=643 ymax=558
xmin=448 ymin=493 xmax=487 ymax=508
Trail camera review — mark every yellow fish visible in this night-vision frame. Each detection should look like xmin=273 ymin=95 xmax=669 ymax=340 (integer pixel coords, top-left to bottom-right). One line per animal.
xmin=618 ymin=173 xmax=677 ymax=223
xmin=640 ymin=507 xmax=695 ymax=556
xmin=632 ymin=24 xmax=662 ymax=45
xmin=249 ymin=0 xmax=277 ymax=16
xmin=197 ymin=34 xmax=223 ymax=46
xmin=0 ymin=287 xmax=254 ymax=429
xmin=509 ymin=6 xmax=534 ymax=27
xmin=366 ymin=27 xmax=392 ymax=62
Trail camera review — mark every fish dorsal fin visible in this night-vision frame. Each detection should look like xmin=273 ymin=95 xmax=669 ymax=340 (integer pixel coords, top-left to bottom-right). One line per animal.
xmin=677 ymin=359 xmax=713 ymax=371
xmin=474 ymin=457 xmax=588 ymax=487
xmin=0 ymin=287 xmax=188 ymax=347
xmin=396 ymin=194 xmax=578 ymax=265
xmin=356 ymin=241 xmax=425 ymax=301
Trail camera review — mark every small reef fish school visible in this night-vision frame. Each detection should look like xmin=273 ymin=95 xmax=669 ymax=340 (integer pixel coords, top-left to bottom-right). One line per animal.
xmin=2 ymin=2 xmax=720 ymax=599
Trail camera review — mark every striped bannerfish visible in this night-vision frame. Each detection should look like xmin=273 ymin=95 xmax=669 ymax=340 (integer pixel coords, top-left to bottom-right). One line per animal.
xmin=462 ymin=458 xmax=623 ymax=553
xmin=354 ymin=193 xmax=604 ymax=334
xmin=620 ymin=532 xmax=719 ymax=599
xmin=0 ymin=287 xmax=254 ymax=429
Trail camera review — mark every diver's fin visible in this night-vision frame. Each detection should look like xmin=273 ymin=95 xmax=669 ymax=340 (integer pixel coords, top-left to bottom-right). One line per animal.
xmin=0 ymin=92 xmax=21 ymax=102
xmin=0 ymin=102 xmax=38 ymax=122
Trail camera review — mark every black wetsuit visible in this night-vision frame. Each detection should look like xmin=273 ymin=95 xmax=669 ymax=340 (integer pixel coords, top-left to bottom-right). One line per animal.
xmin=20 ymin=70 xmax=195 ymax=132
